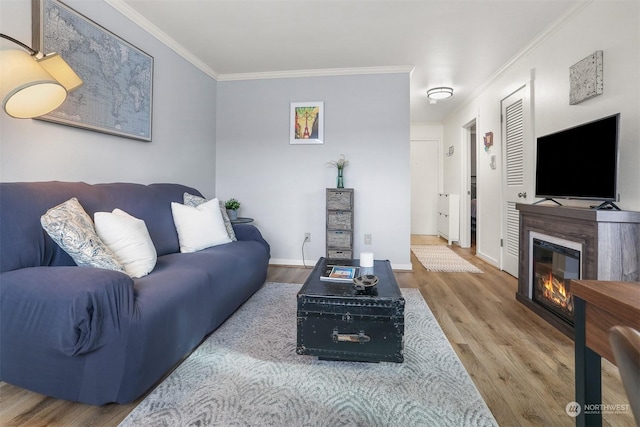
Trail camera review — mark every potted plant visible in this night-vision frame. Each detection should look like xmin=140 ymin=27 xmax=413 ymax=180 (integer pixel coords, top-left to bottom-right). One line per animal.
xmin=224 ymin=198 xmax=241 ymax=221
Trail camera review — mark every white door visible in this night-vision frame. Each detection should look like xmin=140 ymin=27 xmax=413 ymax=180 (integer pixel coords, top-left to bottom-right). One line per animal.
xmin=411 ymin=140 xmax=439 ymax=235
xmin=501 ymin=83 xmax=534 ymax=277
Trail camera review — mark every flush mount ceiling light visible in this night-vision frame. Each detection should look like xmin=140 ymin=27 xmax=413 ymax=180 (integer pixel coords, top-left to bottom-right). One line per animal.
xmin=426 ymin=87 xmax=454 ymax=100
xmin=0 ymin=33 xmax=83 ymax=119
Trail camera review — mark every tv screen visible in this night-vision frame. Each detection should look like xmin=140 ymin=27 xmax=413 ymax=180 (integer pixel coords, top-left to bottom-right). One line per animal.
xmin=535 ymin=114 xmax=619 ymax=201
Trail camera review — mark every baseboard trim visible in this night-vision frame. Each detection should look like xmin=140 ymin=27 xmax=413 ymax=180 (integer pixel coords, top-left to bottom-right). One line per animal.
xmin=475 ymin=251 xmax=499 ymax=269
xmin=270 ymin=259 xmax=413 ymax=272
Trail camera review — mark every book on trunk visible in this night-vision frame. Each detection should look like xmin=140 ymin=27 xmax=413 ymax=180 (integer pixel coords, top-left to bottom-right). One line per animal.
xmin=320 ymin=265 xmax=359 ymax=282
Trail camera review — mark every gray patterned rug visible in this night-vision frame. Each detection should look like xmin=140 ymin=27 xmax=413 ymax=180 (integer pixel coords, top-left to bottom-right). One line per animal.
xmin=118 ymin=283 xmax=497 ymax=427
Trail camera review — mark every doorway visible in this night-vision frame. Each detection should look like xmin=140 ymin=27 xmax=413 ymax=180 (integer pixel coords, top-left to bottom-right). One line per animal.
xmin=469 ymin=124 xmax=477 ymax=251
xmin=410 ymin=139 xmax=439 ymax=235
xmin=460 ymin=119 xmax=477 ymax=251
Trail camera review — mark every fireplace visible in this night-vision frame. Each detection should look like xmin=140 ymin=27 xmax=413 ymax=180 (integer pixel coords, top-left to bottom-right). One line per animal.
xmin=529 ymin=232 xmax=582 ymax=326
xmin=516 ymin=204 xmax=640 ymax=339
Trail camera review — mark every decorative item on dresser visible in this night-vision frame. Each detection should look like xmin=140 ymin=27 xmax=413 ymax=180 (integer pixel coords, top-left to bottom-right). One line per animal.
xmin=437 ymin=193 xmax=460 ymax=245
xmin=326 ymin=154 xmax=349 ymax=188
xmin=326 ymin=188 xmax=354 ymax=259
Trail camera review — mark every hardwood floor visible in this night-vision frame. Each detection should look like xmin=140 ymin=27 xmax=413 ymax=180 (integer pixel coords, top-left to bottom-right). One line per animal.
xmin=0 ymin=237 xmax=634 ymax=426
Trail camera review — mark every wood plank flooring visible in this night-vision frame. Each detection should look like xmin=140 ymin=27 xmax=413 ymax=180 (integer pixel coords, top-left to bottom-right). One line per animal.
xmin=0 ymin=236 xmax=634 ymax=426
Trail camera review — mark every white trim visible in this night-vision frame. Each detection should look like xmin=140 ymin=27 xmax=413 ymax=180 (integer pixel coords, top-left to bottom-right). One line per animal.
xmin=270 ymin=258 xmax=314 ymax=267
xmin=218 ymin=65 xmax=415 ymax=81
xmin=476 ymin=250 xmax=499 ymax=269
xmin=449 ymin=1 xmax=591 ymax=116
xmin=391 ymin=263 xmax=413 ymax=272
xmin=105 ymin=0 xmax=414 ymax=82
xmin=104 ymin=0 xmax=219 ymax=79
xmin=270 ymin=259 xmax=412 ymax=272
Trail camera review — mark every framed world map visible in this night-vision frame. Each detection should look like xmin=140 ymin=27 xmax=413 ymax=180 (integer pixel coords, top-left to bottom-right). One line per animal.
xmin=33 ymin=0 xmax=153 ymax=141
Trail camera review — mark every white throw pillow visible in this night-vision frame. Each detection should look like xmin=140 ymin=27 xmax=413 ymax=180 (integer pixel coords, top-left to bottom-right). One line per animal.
xmin=94 ymin=209 xmax=157 ymax=278
xmin=171 ymin=198 xmax=232 ymax=253
xmin=183 ymin=192 xmax=237 ymax=241
xmin=40 ymin=197 xmax=125 ymax=273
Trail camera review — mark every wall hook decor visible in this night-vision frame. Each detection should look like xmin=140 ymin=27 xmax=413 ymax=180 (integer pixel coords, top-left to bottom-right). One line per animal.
xmin=483 ymin=132 xmax=494 ymax=152
xmin=445 ymin=146 xmax=454 ymax=157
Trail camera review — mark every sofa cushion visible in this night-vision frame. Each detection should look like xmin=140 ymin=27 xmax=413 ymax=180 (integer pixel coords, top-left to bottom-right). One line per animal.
xmin=95 ymin=209 xmax=157 ymax=278
xmin=40 ymin=198 xmax=125 ymax=273
xmin=183 ymin=192 xmax=237 ymax=241
xmin=0 ymin=182 xmax=205 ymax=273
xmin=171 ymin=199 xmax=231 ymax=253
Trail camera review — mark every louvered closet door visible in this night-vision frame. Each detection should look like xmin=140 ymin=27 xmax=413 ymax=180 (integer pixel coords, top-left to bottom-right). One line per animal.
xmin=501 ymin=84 xmax=533 ymax=277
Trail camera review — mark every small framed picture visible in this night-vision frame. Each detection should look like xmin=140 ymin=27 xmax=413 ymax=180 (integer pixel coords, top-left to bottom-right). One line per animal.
xmin=290 ymin=101 xmax=324 ymax=144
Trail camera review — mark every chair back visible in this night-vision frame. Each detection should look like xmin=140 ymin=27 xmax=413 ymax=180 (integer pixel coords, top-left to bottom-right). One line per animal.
xmin=609 ymin=325 xmax=640 ymax=425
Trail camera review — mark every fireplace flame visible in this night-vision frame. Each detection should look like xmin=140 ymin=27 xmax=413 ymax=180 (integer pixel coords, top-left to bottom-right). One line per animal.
xmin=541 ymin=272 xmax=572 ymax=312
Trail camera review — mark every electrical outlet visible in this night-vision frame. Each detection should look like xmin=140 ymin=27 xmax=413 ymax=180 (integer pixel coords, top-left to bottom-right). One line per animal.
xmin=364 ymin=234 xmax=372 ymax=245
xmin=304 ymin=233 xmax=311 ymax=242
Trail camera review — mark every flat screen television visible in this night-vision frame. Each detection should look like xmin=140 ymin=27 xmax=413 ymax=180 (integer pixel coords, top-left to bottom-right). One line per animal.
xmin=535 ymin=113 xmax=619 ymax=204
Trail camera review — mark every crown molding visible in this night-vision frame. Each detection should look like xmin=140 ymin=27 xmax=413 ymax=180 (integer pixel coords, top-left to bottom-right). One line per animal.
xmin=217 ymin=65 xmax=415 ymax=81
xmin=105 ymin=0 xmax=414 ymax=82
xmin=104 ymin=0 xmax=219 ymax=80
xmin=449 ymin=0 xmax=592 ymax=117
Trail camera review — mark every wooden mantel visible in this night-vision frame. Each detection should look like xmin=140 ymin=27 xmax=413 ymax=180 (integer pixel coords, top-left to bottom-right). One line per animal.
xmin=515 ymin=203 xmax=640 ymax=338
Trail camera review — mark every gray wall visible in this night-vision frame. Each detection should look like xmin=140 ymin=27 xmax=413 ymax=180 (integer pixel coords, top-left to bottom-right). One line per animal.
xmin=0 ymin=0 xmax=218 ymax=196
xmin=216 ymin=74 xmax=411 ymax=268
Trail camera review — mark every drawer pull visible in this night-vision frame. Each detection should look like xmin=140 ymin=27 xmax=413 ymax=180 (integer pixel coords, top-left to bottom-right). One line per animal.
xmin=332 ymin=329 xmax=370 ymax=343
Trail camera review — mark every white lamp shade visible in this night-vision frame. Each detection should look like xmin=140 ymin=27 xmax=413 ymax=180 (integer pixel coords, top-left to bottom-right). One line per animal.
xmin=1 ymin=49 xmax=67 ymax=118
xmin=38 ymin=53 xmax=83 ymax=92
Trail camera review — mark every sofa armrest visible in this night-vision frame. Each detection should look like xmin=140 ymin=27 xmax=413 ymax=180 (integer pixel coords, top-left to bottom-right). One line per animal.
xmin=0 ymin=267 xmax=134 ymax=357
xmin=232 ymin=224 xmax=271 ymax=258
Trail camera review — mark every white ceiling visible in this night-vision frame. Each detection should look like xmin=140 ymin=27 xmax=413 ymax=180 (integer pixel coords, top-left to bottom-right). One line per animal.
xmin=110 ymin=0 xmax=580 ymax=123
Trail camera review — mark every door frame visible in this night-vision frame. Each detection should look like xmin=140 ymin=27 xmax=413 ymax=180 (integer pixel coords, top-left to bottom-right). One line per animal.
xmin=460 ymin=118 xmax=477 ymax=249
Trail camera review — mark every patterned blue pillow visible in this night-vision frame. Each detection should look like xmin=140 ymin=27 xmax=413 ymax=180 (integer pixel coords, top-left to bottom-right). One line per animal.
xmin=183 ymin=192 xmax=237 ymax=241
xmin=40 ymin=197 xmax=125 ymax=273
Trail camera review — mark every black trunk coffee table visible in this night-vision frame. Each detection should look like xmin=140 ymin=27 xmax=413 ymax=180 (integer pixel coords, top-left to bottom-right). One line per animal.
xmin=296 ymin=257 xmax=405 ymax=363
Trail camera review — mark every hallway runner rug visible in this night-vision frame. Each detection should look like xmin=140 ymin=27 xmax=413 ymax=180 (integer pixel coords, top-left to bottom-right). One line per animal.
xmin=411 ymin=244 xmax=483 ymax=273
xmin=119 ymin=282 xmax=496 ymax=427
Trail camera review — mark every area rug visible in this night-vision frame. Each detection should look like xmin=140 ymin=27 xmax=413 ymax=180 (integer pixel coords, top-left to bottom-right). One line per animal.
xmin=411 ymin=244 xmax=483 ymax=273
xmin=118 ymin=282 xmax=496 ymax=427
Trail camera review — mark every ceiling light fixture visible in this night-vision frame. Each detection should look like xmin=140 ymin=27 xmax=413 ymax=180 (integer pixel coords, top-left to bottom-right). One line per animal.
xmin=426 ymin=87 xmax=454 ymax=100
xmin=0 ymin=33 xmax=83 ymax=119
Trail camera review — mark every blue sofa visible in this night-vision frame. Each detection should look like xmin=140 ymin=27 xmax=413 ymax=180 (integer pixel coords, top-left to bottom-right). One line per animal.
xmin=0 ymin=181 xmax=270 ymax=405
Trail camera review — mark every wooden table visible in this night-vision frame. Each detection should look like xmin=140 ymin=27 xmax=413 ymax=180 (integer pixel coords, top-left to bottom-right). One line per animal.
xmin=571 ymin=280 xmax=640 ymax=426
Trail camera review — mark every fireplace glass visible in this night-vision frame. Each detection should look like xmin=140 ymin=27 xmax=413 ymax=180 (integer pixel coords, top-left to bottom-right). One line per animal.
xmin=532 ymin=238 xmax=580 ymax=324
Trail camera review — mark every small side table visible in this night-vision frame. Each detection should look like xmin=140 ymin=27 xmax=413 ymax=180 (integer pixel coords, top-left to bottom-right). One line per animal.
xmin=231 ymin=217 xmax=254 ymax=224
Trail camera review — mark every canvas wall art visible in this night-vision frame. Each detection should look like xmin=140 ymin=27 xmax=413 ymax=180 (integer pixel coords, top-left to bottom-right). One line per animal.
xmin=569 ymin=50 xmax=603 ymax=105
